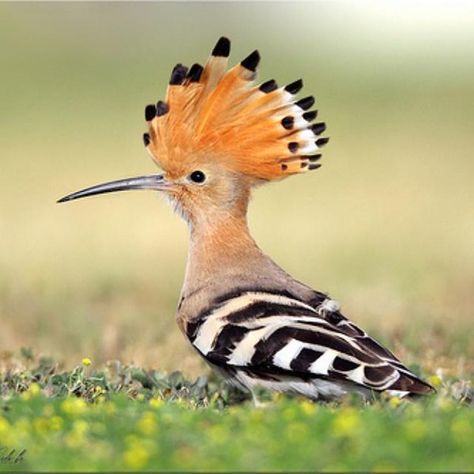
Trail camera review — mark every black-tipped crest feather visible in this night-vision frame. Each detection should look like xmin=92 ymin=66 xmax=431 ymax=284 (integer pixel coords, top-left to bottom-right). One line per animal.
xmin=285 ymin=79 xmax=303 ymax=94
xmin=303 ymin=110 xmax=318 ymax=122
xmin=156 ymin=100 xmax=169 ymax=117
xmin=316 ymin=137 xmax=330 ymax=147
xmin=296 ymin=96 xmax=315 ymax=110
xmin=169 ymin=64 xmax=188 ymax=85
xmin=187 ymin=63 xmax=204 ymax=82
xmin=212 ymin=37 xmax=231 ymax=57
xmin=259 ymin=79 xmax=278 ymax=93
xmin=145 ymin=104 xmax=156 ymax=121
xmin=241 ymin=50 xmax=260 ymax=72
xmin=311 ymin=122 xmax=327 ymax=135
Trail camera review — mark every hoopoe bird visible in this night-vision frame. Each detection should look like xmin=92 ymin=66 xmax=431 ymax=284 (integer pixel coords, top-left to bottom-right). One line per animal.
xmin=59 ymin=37 xmax=434 ymax=400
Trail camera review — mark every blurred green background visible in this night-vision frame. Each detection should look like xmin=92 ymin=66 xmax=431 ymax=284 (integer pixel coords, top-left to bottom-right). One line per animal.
xmin=0 ymin=2 xmax=472 ymax=377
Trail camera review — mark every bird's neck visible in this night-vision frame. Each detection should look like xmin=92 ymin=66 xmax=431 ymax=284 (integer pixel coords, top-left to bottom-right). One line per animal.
xmin=180 ymin=194 xmax=274 ymax=299
xmin=177 ymin=192 xmax=317 ymax=325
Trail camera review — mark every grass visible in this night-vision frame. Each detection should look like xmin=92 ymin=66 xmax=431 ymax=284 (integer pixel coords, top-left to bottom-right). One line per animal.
xmin=0 ymin=352 xmax=473 ymax=472
xmin=0 ymin=2 xmax=473 ymax=374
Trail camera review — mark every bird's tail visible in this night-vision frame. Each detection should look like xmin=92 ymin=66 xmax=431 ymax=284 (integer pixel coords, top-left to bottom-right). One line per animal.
xmin=389 ymin=370 xmax=435 ymax=396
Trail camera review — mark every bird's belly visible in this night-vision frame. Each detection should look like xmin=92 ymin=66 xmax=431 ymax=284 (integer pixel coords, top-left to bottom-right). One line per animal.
xmin=230 ymin=370 xmax=361 ymax=400
xmin=201 ymin=354 xmax=369 ymax=401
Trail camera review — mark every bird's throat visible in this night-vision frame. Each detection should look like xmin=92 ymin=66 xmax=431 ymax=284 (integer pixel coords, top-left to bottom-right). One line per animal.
xmin=185 ymin=214 xmax=261 ymax=283
xmin=179 ymin=184 xmax=281 ymax=301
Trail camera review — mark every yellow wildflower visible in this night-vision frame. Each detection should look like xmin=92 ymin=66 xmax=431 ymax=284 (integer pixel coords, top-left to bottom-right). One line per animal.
xmin=65 ymin=420 xmax=89 ymax=448
xmin=138 ymin=412 xmax=157 ymax=435
xmin=332 ymin=408 xmax=360 ymax=437
xmin=33 ymin=417 xmax=51 ymax=433
xmin=300 ymin=400 xmax=317 ymax=415
xmin=149 ymin=397 xmax=163 ymax=409
xmin=389 ymin=396 xmax=402 ymax=408
xmin=0 ymin=417 xmax=10 ymax=434
xmin=272 ymin=392 xmax=284 ymax=402
xmin=123 ymin=444 xmax=150 ymax=470
xmin=50 ymin=416 xmax=64 ymax=431
xmin=427 ymin=374 xmax=442 ymax=387
xmin=20 ymin=391 xmax=32 ymax=401
xmin=61 ymin=397 xmax=87 ymax=415
xmin=29 ymin=383 xmax=41 ymax=396
xmin=82 ymin=357 xmax=92 ymax=366
xmin=95 ymin=394 xmax=106 ymax=404
xmin=73 ymin=419 xmax=88 ymax=436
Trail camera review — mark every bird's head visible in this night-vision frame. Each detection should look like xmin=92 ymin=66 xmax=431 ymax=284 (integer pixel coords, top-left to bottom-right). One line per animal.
xmin=58 ymin=37 xmax=329 ymax=225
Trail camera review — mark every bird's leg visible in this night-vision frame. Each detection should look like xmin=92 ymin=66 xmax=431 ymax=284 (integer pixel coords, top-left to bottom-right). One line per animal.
xmin=251 ymin=389 xmax=269 ymax=408
xmin=251 ymin=390 xmax=266 ymax=408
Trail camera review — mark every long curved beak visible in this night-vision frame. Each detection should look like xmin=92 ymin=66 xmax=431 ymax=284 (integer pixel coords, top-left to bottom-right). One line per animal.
xmin=57 ymin=174 xmax=169 ymax=203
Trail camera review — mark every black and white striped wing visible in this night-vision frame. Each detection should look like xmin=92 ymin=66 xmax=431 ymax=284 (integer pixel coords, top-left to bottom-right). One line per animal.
xmin=187 ymin=291 xmax=433 ymax=395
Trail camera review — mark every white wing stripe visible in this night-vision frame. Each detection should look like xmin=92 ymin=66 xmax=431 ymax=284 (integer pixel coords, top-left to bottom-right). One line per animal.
xmin=227 ymin=324 xmax=284 ymax=366
xmin=347 ymin=365 xmax=366 ymax=385
xmin=273 ymin=339 xmax=303 ymax=370
xmin=193 ymin=291 xmax=317 ymax=354
xmin=309 ymin=349 xmax=337 ymax=375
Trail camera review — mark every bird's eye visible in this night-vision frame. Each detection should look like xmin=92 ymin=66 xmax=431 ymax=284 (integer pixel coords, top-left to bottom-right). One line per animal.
xmin=189 ymin=170 xmax=206 ymax=184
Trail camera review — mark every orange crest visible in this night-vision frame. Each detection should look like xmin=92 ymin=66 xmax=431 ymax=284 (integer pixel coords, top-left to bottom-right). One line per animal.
xmin=143 ymin=37 xmax=329 ymax=181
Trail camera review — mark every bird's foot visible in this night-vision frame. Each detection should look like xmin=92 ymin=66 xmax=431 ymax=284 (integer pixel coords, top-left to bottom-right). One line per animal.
xmin=251 ymin=391 xmax=269 ymax=408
